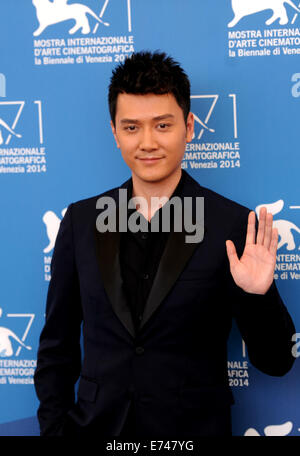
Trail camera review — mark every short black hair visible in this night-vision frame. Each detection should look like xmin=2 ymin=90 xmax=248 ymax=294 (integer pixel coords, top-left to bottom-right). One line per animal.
xmin=108 ymin=51 xmax=191 ymax=126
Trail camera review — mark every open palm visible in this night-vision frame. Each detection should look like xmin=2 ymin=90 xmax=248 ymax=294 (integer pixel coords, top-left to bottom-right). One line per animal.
xmin=226 ymin=208 xmax=278 ymax=294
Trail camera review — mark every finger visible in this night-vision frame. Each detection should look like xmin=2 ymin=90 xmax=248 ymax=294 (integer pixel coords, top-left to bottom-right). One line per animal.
xmin=263 ymin=212 xmax=273 ymax=250
xmin=226 ymin=240 xmax=239 ymax=269
xmin=269 ymin=227 xmax=279 ymax=257
xmin=256 ymin=207 xmax=267 ymax=245
xmin=245 ymin=211 xmax=256 ymax=245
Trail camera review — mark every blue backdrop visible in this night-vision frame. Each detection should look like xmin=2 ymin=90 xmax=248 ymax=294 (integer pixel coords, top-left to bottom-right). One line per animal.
xmin=0 ymin=0 xmax=299 ymax=436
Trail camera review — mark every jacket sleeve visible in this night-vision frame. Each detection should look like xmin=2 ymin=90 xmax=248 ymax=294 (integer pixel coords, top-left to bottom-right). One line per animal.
xmin=226 ymin=209 xmax=296 ymax=377
xmin=34 ymin=204 xmax=83 ymax=435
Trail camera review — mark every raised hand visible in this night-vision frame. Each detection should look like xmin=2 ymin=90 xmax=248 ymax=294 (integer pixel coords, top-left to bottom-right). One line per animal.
xmin=226 ymin=207 xmax=278 ymax=294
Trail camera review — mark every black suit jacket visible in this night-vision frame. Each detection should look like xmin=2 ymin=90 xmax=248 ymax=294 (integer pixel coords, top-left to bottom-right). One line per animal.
xmin=34 ymin=170 xmax=295 ymax=436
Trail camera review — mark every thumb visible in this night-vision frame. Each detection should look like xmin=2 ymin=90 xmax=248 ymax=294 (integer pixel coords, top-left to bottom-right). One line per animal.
xmin=226 ymin=240 xmax=239 ymax=269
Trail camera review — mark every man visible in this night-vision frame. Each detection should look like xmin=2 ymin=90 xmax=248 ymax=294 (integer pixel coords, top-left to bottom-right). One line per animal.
xmin=34 ymin=51 xmax=295 ymax=437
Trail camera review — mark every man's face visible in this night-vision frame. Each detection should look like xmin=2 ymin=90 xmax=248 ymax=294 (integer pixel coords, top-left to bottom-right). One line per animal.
xmin=111 ymin=92 xmax=194 ymax=186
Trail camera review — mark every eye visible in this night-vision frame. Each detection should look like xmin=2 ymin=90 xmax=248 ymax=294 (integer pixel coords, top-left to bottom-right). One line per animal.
xmin=124 ymin=125 xmax=137 ymax=132
xmin=157 ymin=123 xmax=171 ymax=130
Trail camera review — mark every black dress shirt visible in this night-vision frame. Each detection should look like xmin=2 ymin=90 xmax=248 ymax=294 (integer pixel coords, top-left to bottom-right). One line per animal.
xmin=119 ymin=172 xmax=185 ymax=333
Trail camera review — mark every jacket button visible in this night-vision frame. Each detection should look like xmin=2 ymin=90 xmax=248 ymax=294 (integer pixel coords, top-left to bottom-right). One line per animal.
xmin=135 ymin=346 xmax=144 ymax=355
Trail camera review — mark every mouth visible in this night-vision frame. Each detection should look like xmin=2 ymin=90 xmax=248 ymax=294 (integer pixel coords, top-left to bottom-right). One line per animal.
xmin=137 ymin=156 xmax=164 ymax=163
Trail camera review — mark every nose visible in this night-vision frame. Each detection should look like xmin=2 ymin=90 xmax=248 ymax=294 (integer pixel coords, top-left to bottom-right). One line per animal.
xmin=139 ymin=127 xmax=158 ymax=152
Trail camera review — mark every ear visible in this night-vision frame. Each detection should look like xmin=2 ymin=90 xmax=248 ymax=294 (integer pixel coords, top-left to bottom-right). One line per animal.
xmin=110 ymin=120 xmax=120 ymax=148
xmin=185 ymin=112 xmax=194 ymax=143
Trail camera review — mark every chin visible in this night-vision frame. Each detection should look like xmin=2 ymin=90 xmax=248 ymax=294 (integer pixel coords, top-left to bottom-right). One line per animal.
xmin=138 ymin=172 xmax=168 ymax=183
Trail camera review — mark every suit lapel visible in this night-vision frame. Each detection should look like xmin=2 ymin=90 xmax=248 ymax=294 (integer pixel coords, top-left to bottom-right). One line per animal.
xmin=94 ymin=181 xmax=136 ymax=338
xmin=140 ymin=225 xmax=204 ymax=330
xmin=94 ymin=171 xmax=205 ymax=337
xmin=140 ymin=171 xmax=205 ymax=329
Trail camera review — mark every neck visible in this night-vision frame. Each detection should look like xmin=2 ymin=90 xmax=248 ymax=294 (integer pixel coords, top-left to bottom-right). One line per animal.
xmin=131 ymin=169 xmax=182 ymax=221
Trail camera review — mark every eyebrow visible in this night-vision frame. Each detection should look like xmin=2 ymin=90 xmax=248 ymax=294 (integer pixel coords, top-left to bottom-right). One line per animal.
xmin=120 ymin=114 xmax=175 ymax=124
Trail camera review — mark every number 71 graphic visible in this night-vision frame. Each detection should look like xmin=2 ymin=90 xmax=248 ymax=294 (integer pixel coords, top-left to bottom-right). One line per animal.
xmin=191 ymin=94 xmax=238 ymax=140
xmin=6 ymin=313 xmax=35 ymax=357
xmin=0 ymin=101 xmax=44 ymax=145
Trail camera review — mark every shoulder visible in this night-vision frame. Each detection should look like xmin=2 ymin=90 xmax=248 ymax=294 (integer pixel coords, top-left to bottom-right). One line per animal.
xmin=183 ymin=171 xmax=251 ymax=238
xmin=184 ymin=170 xmax=251 ymax=216
xmin=67 ymin=176 xmax=131 ymax=220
